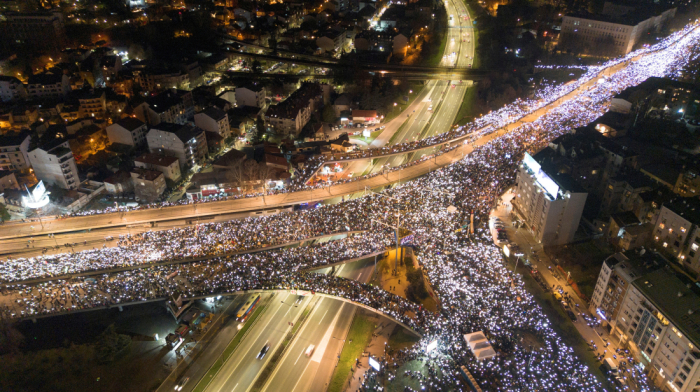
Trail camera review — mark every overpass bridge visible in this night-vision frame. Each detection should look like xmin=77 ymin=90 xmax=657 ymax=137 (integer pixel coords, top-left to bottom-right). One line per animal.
xmin=225 ymin=71 xmax=487 ymax=81
xmin=15 ymin=282 xmax=427 ymax=339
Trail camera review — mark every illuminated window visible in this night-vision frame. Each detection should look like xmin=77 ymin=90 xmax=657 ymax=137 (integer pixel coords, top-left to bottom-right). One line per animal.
xmin=663 ymin=242 xmax=668 ymax=248
xmin=681 ymin=227 xmax=686 ymax=233
xmin=660 ymin=223 xmax=665 ymax=229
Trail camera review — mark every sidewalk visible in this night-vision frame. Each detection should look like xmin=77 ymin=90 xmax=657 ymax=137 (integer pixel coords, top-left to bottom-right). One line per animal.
xmin=344 ymin=317 xmax=396 ymax=392
xmin=491 ymin=190 xmax=622 ymax=367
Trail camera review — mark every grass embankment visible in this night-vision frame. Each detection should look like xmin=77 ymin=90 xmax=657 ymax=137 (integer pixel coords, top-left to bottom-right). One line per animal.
xmin=250 ymin=303 xmax=313 ymax=392
xmin=327 ymin=312 xmax=375 ymax=392
xmin=381 ymin=81 xmax=424 ymax=124
xmin=422 ymin=7 xmax=448 ymax=67
xmin=454 ymin=86 xmax=478 ymax=126
xmin=192 ymin=305 xmax=267 ymax=392
xmin=388 ymin=327 xmax=421 ymax=351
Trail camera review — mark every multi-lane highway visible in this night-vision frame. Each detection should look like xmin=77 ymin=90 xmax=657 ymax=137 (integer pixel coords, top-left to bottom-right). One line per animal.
xmin=196 ymin=257 xmax=375 ymax=392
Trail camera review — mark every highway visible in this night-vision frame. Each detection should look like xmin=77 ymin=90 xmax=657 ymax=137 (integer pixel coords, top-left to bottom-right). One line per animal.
xmin=203 ymin=292 xmax=311 ymax=392
xmin=262 ymin=258 xmax=375 ymax=392
xmin=196 ymin=257 xmax=374 ymax=392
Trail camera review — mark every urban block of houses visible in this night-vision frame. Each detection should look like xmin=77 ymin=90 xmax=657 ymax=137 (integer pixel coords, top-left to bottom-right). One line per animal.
xmin=265 ymin=83 xmax=322 ymax=136
xmin=27 ymin=139 xmax=80 ymax=190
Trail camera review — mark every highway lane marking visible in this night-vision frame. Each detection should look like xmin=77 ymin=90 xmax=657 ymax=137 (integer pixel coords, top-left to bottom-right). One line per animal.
xmin=212 ymin=294 xmax=287 ymax=391
xmin=259 ymin=298 xmax=325 ymax=392
xmin=311 ymin=303 xmax=345 ymax=363
xmin=232 ymin=383 xmax=239 ymax=391
xmin=356 ymin=272 xmax=362 ymax=281
xmin=294 ymin=347 xmax=306 ymax=365
xmin=319 ymin=309 xmax=329 ymax=325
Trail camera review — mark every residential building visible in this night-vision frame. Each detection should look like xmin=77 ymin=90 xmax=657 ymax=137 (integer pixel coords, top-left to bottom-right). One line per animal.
xmin=613 ymin=267 xmax=700 ymax=392
xmin=590 ymin=249 xmax=665 ymax=327
xmin=265 ymin=83 xmax=322 ymax=137
xmin=0 ymin=11 xmax=68 ymax=54
xmin=26 ymin=72 xmax=70 ymax=99
xmin=133 ymin=67 xmax=189 ymax=92
xmin=652 ymin=198 xmax=700 ymax=278
xmin=235 ymin=84 xmax=266 ymax=108
xmin=0 ymin=171 xmax=19 ymax=191
xmin=134 ymin=153 xmax=182 ymax=182
xmin=106 ymin=117 xmax=147 ymax=146
xmin=135 ymin=89 xmax=195 ymax=126
xmin=194 ymin=107 xmax=231 ymax=139
xmin=131 ymin=168 xmax=166 ymax=203
xmin=513 ymin=152 xmax=588 ymax=245
xmin=316 ymin=30 xmax=345 ymax=53
xmin=27 ymin=139 xmax=80 ymax=190
xmin=0 ymin=131 xmax=31 ymax=170
xmin=72 ymin=89 xmax=106 ymax=118
xmin=103 ymin=170 xmax=133 ymax=194
xmin=0 ymin=75 xmax=27 ymax=102
xmin=560 ymin=5 xmax=677 ymax=55
xmin=146 ymin=123 xmax=208 ymax=169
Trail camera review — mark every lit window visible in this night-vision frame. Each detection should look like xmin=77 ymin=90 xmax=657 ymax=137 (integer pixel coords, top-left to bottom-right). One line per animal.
xmin=663 ymin=242 xmax=668 ymax=248
xmin=660 ymin=223 xmax=665 ymax=229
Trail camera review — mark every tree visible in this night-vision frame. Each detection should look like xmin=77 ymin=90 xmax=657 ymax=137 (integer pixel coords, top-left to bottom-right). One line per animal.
xmin=322 ymin=105 xmax=336 ymax=123
xmin=252 ymin=60 xmax=262 ymax=74
xmin=0 ymin=311 xmax=23 ymax=354
xmin=253 ymin=116 xmax=265 ymax=144
xmin=94 ymin=324 xmax=131 ymax=363
xmin=0 ymin=204 xmax=10 ymax=222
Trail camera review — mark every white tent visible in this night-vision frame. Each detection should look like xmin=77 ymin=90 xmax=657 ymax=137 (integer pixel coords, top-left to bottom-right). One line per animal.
xmin=464 ymin=331 xmax=497 ymax=360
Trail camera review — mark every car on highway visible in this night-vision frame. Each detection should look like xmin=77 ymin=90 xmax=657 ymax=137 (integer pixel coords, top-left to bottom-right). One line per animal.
xmin=174 ymin=376 xmax=189 ymax=391
xmin=305 ymin=344 xmax=315 ymax=356
xmin=566 ymin=310 xmax=578 ymax=322
xmin=295 ymin=295 xmax=304 ymax=305
xmin=257 ymin=342 xmax=271 ymax=359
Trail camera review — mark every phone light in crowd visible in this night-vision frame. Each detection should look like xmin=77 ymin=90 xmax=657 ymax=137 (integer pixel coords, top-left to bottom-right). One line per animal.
xmin=426 ymin=339 xmax=438 ymax=353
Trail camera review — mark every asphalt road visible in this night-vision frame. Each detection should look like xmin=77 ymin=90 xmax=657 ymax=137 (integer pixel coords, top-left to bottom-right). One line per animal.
xmin=261 ymin=258 xmax=375 ymax=392
xmin=204 ymin=292 xmax=311 ymax=392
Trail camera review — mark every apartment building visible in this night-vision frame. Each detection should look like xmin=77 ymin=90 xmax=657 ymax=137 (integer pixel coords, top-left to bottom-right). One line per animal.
xmin=0 ymin=75 xmax=27 ymax=102
xmin=106 ymin=117 xmax=147 ymax=146
xmin=0 ymin=131 xmax=31 ymax=170
xmin=194 ymin=107 xmax=231 ymax=139
xmin=652 ymin=198 xmax=700 ymax=278
xmin=615 ymin=269 xmax=700 ymax=392
xmin=590 ymin=250 xmax=665 ymax=326
xmin=133 ymin=68 xmax=189 ymax=92
xmin=235 ymin=84 xmax=266 ymax=108
xmin=146 ymin=123 xmax=207 ymax=169
xmin=560 ymin=5 xmax=677 ymax=55
xmin=135 ymin=89 xmax=194 ymax=126
xmin=265 ymin=83 xmax=322 ymax=137
xmin=0 ymin=11 xmax=68 ymax=53
xmin=28 ymin=140 xmax=80 ymax=190
xmin=26 ymin=72 xmax=71 ymax=99
xmin=134 ymin=153 xmax=181 ymax=182
xmin=72 ymin=90 xmax=106 ymax=118
xmin=131 ymin=168 xmax=166 ymax=203
xmin=513 ymin=152 xmax=588 ymax=245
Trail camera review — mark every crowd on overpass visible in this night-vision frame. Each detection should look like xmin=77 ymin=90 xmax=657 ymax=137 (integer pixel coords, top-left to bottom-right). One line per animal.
xmin=3 ymin=20 xmax=699 ymax=391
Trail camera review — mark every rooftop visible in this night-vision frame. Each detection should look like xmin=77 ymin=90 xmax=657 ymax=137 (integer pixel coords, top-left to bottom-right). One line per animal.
xmin=663 ymin=197 xmax=700 ymax=224
xmin=201 ymin=106 xmax=227 ymax=121
xmin=131 ymin=168 xmax=163 ymax=182
xmin=134 ymin=153 xmax=179 ymax=167
xmin=151 ymin=123 xmax=204 ymax=143
xmin=633 ymin=268 xmax=700 ymax=347
xmin=114 ymin=117 xmax=146 ymax=131
xmin=27 ymin=73 xmax=63 ymax=86
xmin=266 ymin=83 xmax=322 ymax=120
xmin=0 ymin=131 xmax=30 ymax=147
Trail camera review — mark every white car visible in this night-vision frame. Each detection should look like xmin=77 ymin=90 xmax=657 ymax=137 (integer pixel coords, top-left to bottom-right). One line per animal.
xmin=305 ymin=344 xmax=316 ymax=356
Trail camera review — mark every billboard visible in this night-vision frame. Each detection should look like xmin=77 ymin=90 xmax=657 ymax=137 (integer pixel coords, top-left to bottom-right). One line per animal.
xmin=23 ymin=181 xmax=50 ymax=209
xmin=369 ymin=356 xmax=381 ymax=371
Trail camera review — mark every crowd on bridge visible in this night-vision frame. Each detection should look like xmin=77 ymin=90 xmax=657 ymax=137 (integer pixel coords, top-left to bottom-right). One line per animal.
xmin=3 ymin=20 xmax=699 ymax=391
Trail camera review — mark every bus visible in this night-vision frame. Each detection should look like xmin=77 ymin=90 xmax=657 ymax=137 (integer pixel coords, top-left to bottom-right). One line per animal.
xmin=236 ymin=295 xmax=261 ymax=321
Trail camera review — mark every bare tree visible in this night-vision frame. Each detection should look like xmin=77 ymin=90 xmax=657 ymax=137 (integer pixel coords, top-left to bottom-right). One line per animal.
xmin=258 ymin=161 xmax=273 ymax=182
xmin=224 ymin=160 xmax=245 ymax=187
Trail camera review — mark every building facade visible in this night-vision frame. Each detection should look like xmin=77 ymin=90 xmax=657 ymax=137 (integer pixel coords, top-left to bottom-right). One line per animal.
xmin=131 ymin=168 xmax=166 ymax=203
xmin=194 ymin=107 xmax=231 ymax=139
xmin=0 ymin=76 xmax=27 ymax=102
xmin=513 ymin=152 xmax=588 ymax=245
xmin=146 ymin=123 xmax=207 ymax=169
xmin=106 ymin=117 xmax=147 ymax=146
xmin=235 ymin=85 xmax=266 ymax=108
xmin=0 ymin=131 xmax=31 ymax=170
xmin=134 ymin=153 xmax=181 ymax=181
xmin=0 ymin=11 xmax=68 ymax=54
xmin=27 ymin=141 xmax=79 ymax=190
xmin=652 ymin=198 xmax=700 ymax=278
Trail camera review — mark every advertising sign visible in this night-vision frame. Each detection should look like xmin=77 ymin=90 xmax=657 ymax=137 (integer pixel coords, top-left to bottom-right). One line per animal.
xmin=369 ymin=356 xmax=381 ymax=371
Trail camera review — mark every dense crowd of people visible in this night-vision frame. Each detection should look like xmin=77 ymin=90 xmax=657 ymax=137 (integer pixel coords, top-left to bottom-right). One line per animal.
xmin=3 ymin=19 xmax=699 ymax=391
